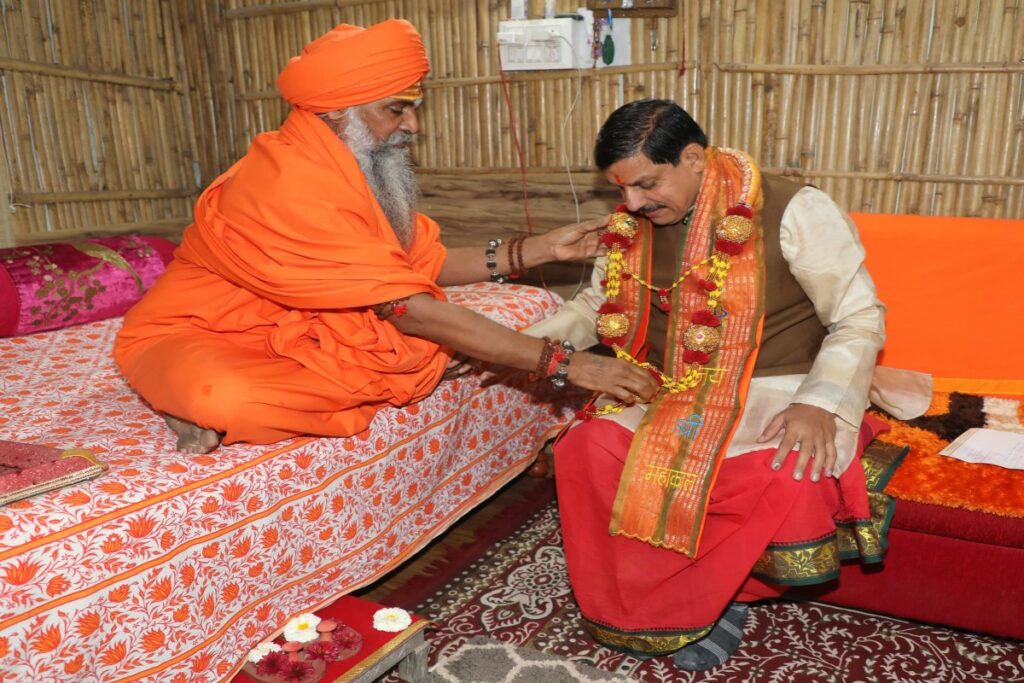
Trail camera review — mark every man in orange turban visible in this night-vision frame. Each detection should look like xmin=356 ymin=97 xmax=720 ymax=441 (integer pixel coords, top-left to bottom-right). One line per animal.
xmin=114 ymin=20 xmax=658 ymax=453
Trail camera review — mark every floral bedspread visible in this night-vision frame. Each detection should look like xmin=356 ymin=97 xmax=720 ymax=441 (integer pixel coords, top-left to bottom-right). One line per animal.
xmin=0 ymin=283 xmax=571 ymax=682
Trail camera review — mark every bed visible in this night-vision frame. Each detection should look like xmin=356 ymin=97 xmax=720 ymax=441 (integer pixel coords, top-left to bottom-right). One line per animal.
xmin=0 ymin=282 xmax=571 ymax=682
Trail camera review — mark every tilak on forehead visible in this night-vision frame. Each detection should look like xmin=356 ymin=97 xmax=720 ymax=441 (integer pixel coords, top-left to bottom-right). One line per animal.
xmin=276 ymin=19 xmax=430 ymax=113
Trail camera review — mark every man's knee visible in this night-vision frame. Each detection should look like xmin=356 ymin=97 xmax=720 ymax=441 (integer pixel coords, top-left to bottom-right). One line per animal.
xmin=180 ymin=369 xmax=254 ymax=431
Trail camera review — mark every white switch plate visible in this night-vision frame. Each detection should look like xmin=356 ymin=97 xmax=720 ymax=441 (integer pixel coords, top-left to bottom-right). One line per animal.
xmin=498 ymin=18 xmax=579 ymax=71
xmin=497 ymin=11 xmax=631 ymax=71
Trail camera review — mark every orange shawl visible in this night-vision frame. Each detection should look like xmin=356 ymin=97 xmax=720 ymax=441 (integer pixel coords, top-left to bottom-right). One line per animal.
xmin=610 ymin=148 xmax=766 ymax=556
xmin=115 ymin=109 xmax=449 ymax=440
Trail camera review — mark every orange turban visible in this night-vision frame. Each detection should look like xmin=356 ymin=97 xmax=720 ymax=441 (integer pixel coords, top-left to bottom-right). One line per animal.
xmin=277 ymin=19 xmax=429 ymax=113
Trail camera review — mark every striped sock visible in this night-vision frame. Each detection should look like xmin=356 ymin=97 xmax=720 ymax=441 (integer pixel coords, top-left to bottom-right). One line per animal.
xmin=672 ymin=602 xmax=749 ymax=671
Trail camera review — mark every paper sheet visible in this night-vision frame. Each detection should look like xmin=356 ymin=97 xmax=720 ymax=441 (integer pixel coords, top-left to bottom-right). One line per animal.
xmin=939 ymin=428 xmax=1024 ymax=470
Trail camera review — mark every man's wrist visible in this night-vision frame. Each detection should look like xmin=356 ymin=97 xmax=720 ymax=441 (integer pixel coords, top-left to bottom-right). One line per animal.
xmin=521 ymin=234 xmax=553 ymax=269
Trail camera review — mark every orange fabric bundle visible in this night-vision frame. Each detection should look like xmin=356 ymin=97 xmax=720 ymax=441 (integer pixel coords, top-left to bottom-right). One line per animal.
xmin=115 ymin=22 xmax=448 ymax=445
xmin=855 ymin=212 xmax=1024 ymax=396
xmin=277 ymin=19 xmax=429 ymax=112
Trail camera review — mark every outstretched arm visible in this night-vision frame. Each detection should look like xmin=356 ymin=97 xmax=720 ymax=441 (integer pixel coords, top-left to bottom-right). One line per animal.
xmin=437 ymin=216 xmax=609 ymax=286
xmin=391 ymin=293 xmax=659 ymax=404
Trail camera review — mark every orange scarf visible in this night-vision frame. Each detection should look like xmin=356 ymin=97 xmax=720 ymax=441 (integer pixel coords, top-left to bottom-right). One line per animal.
xmin=610 ymin=148 xmax=765 ymax=557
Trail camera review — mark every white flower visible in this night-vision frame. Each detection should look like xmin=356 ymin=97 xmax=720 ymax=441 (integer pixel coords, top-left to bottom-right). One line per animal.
xmin=283 ymin=613 xmax=322 ymax=643
xmin=373 ymin=607 xmax=412 ymax=632
xmin=246 ymin=641 xmax=282 ymax=663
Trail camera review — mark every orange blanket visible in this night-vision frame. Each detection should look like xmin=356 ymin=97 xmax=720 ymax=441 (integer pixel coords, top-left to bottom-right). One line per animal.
xmin=114 ymin=109 xmax=449 ymax=444
xmin=876 ymin=392 xmax=1024 ymax=517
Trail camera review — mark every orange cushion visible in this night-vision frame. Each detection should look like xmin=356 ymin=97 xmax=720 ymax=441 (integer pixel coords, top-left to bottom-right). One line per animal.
xmin=853 ymin=213 xmax=1024 ymax=396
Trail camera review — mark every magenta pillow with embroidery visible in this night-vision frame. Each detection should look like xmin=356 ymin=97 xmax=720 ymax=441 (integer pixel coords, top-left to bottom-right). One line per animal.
xmin=0 ymin=235 xmax=177 ymax=337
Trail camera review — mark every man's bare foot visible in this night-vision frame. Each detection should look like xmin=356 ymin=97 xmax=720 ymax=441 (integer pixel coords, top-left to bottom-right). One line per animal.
xmin=163 ymin=414 xmax=222 ymax=454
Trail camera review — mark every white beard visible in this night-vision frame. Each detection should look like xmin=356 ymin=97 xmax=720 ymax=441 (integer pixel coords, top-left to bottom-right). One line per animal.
xmin=340 ymin=110 xmax=419 ymax=250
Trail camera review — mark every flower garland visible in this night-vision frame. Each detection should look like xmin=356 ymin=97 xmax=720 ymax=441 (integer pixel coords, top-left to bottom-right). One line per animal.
xmin=585 ymin=203 xmax=755 ymax=418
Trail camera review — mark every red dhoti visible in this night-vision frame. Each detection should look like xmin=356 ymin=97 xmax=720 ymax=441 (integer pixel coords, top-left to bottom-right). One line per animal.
xmin=554 ymin=416 xmax=890 ymax=654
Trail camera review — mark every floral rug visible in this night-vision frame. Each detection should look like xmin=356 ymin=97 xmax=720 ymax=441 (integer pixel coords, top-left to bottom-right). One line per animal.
xmin=423 ymin=636 xmax=629 ymax=682
xmin=381 ymin=502 xmax=1024 ymax=683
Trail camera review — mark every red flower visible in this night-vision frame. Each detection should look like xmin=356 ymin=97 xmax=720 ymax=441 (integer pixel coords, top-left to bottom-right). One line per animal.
xmin=696 ymin=278 xmax=717 ymax=291
xmin=601 ymin=335 xmax=627 ymax=347
xmin=256 ymin=651 xmax=289 ymax=676
xmin=691 ymin=310 xmax=721 ymax=327
xmin=332 ymin=626 xmax=363 ymax=651
xmin=600 ymin=232 xmax=631 ymax=249
xmin=615 ymin=203 xmax=629 ymax=213
xmin=391 ymin=303 xmax=408 ymax=318
xmin=657 ymin=302 xmax=671 ymax=313
xmin=657 ymin=288 xmax=670 ymax=298
xmin=684 ymin=350 xmax=711 ymax=365
xmin=726 ymin=204 xmax=753 ymax=218
xmin=621 ymin=272 xmax=632 ymax=280
xmin=599 ymin=279 xmax=608 ymax=286
xmin=715 ymin=238 xmax=743 ymax=255
xmin=281 ymin=660 xmax=314 ymax=682
xmin=598 ymin=302 xmax=624 ymax=314
xmin=304 ymin=641 xmax=340 ymax=662
xmin=575 ymin=409 xmax=593 ymax=422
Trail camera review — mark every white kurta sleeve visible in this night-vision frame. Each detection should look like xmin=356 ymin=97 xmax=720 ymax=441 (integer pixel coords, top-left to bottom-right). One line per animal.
xmin=781 ymin=186 xmax=886 ymax=429
xmin=520 ymin=256 xmax=605 ymax=350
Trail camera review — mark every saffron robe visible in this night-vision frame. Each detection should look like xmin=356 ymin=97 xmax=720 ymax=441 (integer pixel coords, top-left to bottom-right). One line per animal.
xmin=114 ymin=109 xmax=449 ymax=445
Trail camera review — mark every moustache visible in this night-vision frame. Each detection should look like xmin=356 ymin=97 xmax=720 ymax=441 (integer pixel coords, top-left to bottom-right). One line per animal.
xmin=639 ymin=204 xmax=667 ymax=214
xmin=386 ymin=131 xmax=416 ymax=148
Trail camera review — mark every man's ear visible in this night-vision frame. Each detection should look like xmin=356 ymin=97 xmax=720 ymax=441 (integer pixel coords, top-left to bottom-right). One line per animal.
xmin=679 ymin=142 xmax=706 ymax=173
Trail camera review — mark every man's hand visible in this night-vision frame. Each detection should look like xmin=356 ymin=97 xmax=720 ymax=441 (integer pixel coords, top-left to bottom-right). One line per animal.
xmin=759 ymin=403 xmax=837 ymax=482
xmin=542 ymin=216 xmax=610 ymax=262
xmin=567 ymin=352 xmax=660 ymax=405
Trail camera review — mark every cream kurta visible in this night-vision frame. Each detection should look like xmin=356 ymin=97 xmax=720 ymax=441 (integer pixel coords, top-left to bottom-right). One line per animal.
xmin=526 ymin=186 xmax=930 ymax=476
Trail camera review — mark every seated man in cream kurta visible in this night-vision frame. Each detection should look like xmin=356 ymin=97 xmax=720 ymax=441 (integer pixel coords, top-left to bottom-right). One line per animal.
xmin=525 ymin=100 xmax=929 ymax=671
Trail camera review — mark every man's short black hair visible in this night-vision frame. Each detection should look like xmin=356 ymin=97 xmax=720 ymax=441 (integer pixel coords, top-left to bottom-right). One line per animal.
xmin=594 ymin=99 xmax=708 ymax=170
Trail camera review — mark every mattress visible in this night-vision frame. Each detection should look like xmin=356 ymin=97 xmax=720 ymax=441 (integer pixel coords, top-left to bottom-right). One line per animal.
xmin=0 ymin=283 xmax=572 ymax=682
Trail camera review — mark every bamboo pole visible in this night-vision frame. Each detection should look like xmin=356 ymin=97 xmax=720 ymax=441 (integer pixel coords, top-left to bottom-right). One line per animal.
xmin=15 ymin=217 xmax=192 ymax=245
xmin=0 ymin=152 xmax=14 ymax=248
xmin=235 ymin=61 xmax=688 ymax=100
xmin=12 ymin=189 xmax=194 ymax=204
xmin=0 ymin=57 xmax=180 ymax=91
xmin=717 ymin=62 xmax=1024 ymax=74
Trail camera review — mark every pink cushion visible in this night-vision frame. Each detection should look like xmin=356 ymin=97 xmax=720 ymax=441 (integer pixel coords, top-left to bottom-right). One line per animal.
xmin=0 ymin=235 xmax=176 ymax=337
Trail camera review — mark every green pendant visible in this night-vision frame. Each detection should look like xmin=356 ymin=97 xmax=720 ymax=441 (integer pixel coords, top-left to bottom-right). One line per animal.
xmin=602 ymin=34 xmax=615 ymax=65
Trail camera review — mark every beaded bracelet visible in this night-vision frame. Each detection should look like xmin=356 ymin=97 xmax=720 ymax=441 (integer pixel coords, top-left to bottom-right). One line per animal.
xmin=506 ymin=237 xmax=526 ymax=280
xmin=549 ymin=340 xmax=575 ymax=390
xmin=486 ymin=238 xmax=506 ymax=284
xmin=533 ymin=337 xmax=558 ymax=380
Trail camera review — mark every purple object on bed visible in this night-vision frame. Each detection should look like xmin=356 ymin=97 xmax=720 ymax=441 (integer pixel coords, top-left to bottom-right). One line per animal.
xmin=0 ymin=235 xmax=176 ymax=337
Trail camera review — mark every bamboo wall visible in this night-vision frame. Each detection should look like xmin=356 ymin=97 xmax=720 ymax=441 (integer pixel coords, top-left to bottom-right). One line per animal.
xmin=0 ymin=1 xmax=199 ymax=247
xmin=2 ymin=1 xmax=1022 ymax=247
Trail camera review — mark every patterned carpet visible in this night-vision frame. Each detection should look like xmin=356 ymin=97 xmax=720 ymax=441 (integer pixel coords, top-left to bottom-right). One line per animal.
xmin=380 ymin=501 xmax=1024 ymax=683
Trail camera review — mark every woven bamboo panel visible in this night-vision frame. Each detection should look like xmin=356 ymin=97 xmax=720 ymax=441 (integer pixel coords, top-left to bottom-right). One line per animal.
xmin=0 ymin=0 xmax=200 ymax=247
xmin=213 ymin=0 xmax=1023 ymax=218
xmin=1 ymin=1 xmax=1022 ymax=248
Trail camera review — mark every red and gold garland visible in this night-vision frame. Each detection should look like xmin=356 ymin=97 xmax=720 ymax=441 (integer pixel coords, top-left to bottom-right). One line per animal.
xmin=590 ymin=203 xmax=755 ymax=416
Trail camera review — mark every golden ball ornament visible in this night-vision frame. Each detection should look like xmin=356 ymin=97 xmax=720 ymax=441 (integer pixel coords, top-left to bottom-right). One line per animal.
xmin=716 ymin=214 xmax=754 ymax=243
xmin=683 ymin=324 xmax=722 ymax=353
xmin=597 ymin=312 xmax=630 ymax=339
xmin=607 ymin=212 xmax=639 ymax=239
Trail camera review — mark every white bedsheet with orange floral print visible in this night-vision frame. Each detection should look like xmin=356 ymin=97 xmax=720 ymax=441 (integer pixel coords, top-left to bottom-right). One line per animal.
xmin=0 ymin=283 xmax=571 ymax=682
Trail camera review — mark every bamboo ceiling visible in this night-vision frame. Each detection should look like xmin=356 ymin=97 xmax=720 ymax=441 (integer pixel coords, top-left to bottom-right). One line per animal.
xmin=1 ymin=0 xmax=1022 ymax=247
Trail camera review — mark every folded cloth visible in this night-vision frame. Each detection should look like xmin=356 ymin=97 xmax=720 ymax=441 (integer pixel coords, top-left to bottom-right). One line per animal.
xmin=0 ymin=441 xmax=107 ymax=506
